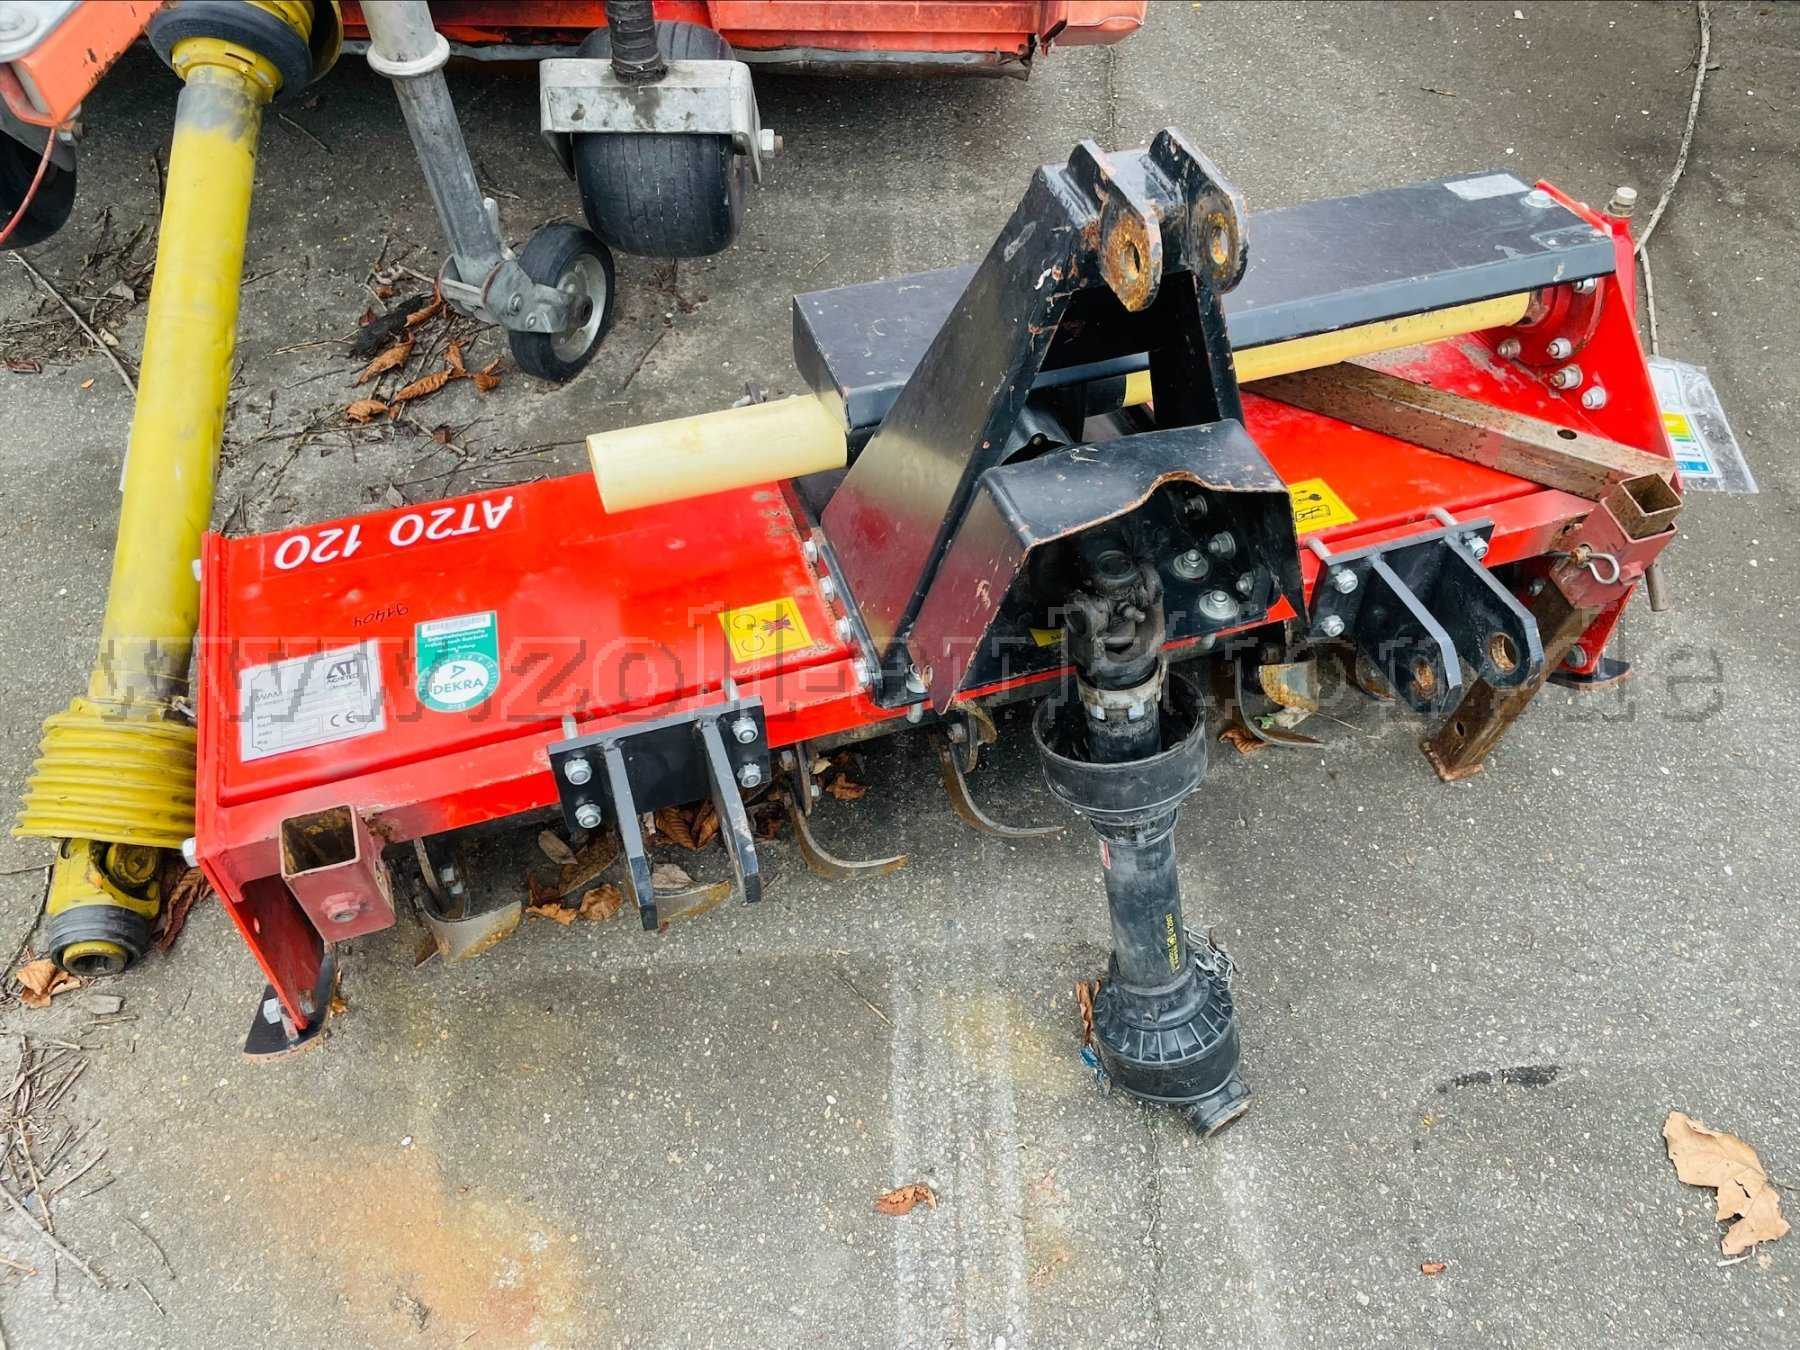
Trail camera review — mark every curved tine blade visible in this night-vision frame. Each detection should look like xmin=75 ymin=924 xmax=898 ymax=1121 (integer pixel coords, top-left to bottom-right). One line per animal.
xmin=654 ymin=880 xmax=734 ymax=928
xmin=1229 ymin=654 xmax=1322 ymax=750
xmin=782 ymin=790 xmax=907 ymax=881
xmin=421 ymin=901 xmax=522 ymax=963
xmin=933 ymin=734 xmax=1062 ymax=839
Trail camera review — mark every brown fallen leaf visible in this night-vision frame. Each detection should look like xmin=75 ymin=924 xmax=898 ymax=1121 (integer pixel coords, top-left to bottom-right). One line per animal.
xmin=15 ymin=959 xmax=79 ymax=1009
xmin=691 ymin=800 xmax=720 ymax=849
xmin=391 ymin=368 xmax=452 ymax=405
xmin=4 ymin=358 xmax=42 ymax=374
xmin=537 ymin=830 xmax=577 ymax=866
xmin=1074 ymin=978 xmax=1099 ymax=1049
xmin=155 ymin=865 xmax=212 ymax=953
xmin=526 ymin=899 xmax=576 ymax=926
xmin=328 ymin=993 xmax=349 ymax=1017
xmin=470 ymin=358 xmax=502 ymax=393
xmin=578 ymin=883 xmax=625 ymax=922
xmin=752 ymin=803 xmax=785 ymax=842
xmin=346 ymin=398 xmax=388 ymax=423
xmin=1664 ymin=1111 xmax=1791 ymax=1256
xmin=655 ymin=806 xmax=698 ymax=851
xmin=650 ymin=862 xmax=692 ymax=892
xmin=874 ymin=1182 xmax=938 ymax=1217
xmin=404 ymin=294 xmax=445 ymax=329
xmin=445 ymin=340 xmax=466 ymax=376
xmin=352 ymin=338 xmax=413 ymax=385
xmin=431 ymin=423 xmax=454 ymax=445
xmin=824 ymin=773 xmax=866 ymax=802
xmin=80 ymin=377 xmax=95 ymax=390
xmin=1419 ymin=1261 xmax=1447 ymax=1277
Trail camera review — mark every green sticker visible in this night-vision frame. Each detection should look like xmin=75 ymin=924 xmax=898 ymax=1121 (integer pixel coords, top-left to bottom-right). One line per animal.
xmin=415 ymin=611 xmax=500 ymax=713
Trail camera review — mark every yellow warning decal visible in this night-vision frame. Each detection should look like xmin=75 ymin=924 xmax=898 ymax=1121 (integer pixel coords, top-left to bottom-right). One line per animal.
xmin=719 ymin=597 xmax=814 ymax=664
xmin=1029 ymin=627 xmax=1064 ymax=648
xmin=1287 ymin=477 xmax=1358 ymax=533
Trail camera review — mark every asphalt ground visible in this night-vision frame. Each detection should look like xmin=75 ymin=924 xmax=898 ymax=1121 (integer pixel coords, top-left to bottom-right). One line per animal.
xmin=0 ymin=3 xmax=1796 ymax=1347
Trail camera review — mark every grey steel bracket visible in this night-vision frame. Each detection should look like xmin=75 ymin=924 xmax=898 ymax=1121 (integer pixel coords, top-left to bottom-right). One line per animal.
xmin=539 ymin=57 xmax=778 ymax=183
xmin=548 ymin=693 xmax=769 ymax=929
xmin=1304 ymin=518 xmax=1544 ymax=715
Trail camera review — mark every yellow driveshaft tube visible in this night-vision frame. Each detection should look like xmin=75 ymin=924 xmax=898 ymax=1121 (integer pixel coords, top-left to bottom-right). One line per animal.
xmin=15 ymin=2 xmax=329 ymax=975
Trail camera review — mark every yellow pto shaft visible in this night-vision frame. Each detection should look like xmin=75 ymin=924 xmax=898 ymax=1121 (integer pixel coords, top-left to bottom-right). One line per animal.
xmin=15 ymin=2 xmax=333 ymax=975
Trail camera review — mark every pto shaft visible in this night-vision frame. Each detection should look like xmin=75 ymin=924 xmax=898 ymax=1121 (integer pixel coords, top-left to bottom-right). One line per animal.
xmin=15 ymin=1 xmax=329 ymax=975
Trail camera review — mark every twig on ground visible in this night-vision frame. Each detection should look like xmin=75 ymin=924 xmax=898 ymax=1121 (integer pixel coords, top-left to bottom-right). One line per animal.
xmin=276 ymin=112 xmax=331 ymax=155
xmin=124 ymin=1215 xmax=175 ymax=1280
xmin=621 ymin=328 xmax=667 ymax=391
xmin=0 ymin=1183 xmax=103 ymax=1288
xmin=5 ymin=252 xmax=137 ymax=394
xmin=1636 ymin=0 xmax=1710 ymax=355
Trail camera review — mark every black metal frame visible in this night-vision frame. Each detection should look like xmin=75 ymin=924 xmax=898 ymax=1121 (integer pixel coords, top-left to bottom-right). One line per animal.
xmin=549 ymin=697 xmax=769 ymax=928
xmin=1305 ymin=522 xmax=1545 ymax=715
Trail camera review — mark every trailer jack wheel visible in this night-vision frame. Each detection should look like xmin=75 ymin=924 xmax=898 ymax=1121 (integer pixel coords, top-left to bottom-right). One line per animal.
xmin=506 ymin=223 xmax=616 ymax=383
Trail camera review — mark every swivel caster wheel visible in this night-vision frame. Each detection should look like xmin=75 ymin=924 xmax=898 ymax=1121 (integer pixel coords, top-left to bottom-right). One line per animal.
xmin=506 ymin=223 xmax=617 ymax=384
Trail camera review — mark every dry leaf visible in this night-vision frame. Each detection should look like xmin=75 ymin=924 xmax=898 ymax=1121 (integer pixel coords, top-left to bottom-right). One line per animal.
xmin=655 ymin=806 xmax=698 ymax=851
xmin=470 ymin=358 xmax=502 ymax=393
xmin=578 ymin=883 xmax=625 ymax=922
xmin=752 ymin=803 xmax=785 ymax=842
xmin=445 ymin=340 xmax=466 ymax=376
xmin=80 ymin=377 xmax=95 ymax=390
xmin=155 ymin=865 xmax=212 ymax=953
xmin=1664 ymin=1111 xmax=1790 ymax=1255
xmin=405 ymin=295 xmax=444 ymax=328
xmin=352 ymin=339 xmax=412 ymax=385
xmin=691 ymin=801 xmax=720 ymax=849
xmin=15 ymin=959 xmax=79 ymax=1009
xmin=537 ymin=830 xmax=577 ymax=866
xmin=824 ymin=774 xmax=866 ymax=802
xmin=1419 ymin=1261 xmax=1447 ymax=1277
xmin=328 ymin=993 xmax=349 ymax=1017
xmin=526 ymin=899 xmax=576 ymax=926
xmin=1075 ymin=978 xmax=1098 ymax=1049
xmin=4 ymin=358 xmax=41 ymax=374
xmin=346 ymin=398 xmax=388 ymax=423
xmin=874 ymin=1182 xmax=938 ymax=1216
xmin=392 ymin=368 xmax=452 ymax=404
xmin=431 ymin=423 xmax=453 ymax=445
xmin=650 ymin=862 xmax=692 ymax=892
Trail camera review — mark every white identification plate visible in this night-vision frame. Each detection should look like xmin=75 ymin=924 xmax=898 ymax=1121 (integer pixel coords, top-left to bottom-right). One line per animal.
xmin=238 ymin=641 xmax=387 ymax=762
xmin=1444 ymin=172 xmax=1529 ymax=201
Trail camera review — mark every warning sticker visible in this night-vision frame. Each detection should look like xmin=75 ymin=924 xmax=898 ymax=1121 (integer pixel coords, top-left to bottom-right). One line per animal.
xmin=415 ymin=611 xmax=501 ymax=713
xmin=720 ymin=597 xmax=814 ymax=664
xmin=1287 ymin=477 xmax=1358 ymax=533
xmin=239 ymin=641 xmax=385 ymax=762
xmin=1648 ymin=356 xmax=1757 ymax=494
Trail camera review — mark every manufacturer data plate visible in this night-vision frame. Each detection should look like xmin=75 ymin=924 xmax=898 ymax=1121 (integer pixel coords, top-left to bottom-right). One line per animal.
xmin=238 ymin=641 xmax=386 ymax=762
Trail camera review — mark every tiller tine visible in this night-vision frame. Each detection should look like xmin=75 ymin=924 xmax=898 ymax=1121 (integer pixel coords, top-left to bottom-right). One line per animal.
xmin=932 ymin=732 xmax=1062 ymax=840
xmin=780 ymin=790 xmax=907 ymax=882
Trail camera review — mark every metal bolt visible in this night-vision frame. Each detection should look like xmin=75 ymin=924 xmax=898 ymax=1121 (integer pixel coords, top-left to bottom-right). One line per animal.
xmin=1566 ymin=645 xmax=1589 ymax=670
xmin=737 ymin=762 xmax=764 ymax=790
xmin=1319 ymin=614 xmax=1346 ymax=638
xmin=1573 ymin=277 xmax=1598 ymax=294
xmin=819 ymin=576 xmax=836 ymax=602
xmin=574 ymin=802 xmax=603 ymax=830
xmin=1206 ymin=531 xmax=1237 ymax=559
xmin=802 ymin=539 xmax=818 ymax=565
xmin=1172 ymin=548 xmax=1208 ymax=581
xmin=1464 ymin=533 xmax=1490 ymax=560
xmin=904 ymin=666 xmax=928 ymax=695
xmin=1197 ymin=589 xmax=1239 ymax=623
xmin=810 ymin=782 xmax=822 ymax=801
xmin=1496 ymin=337 xmax=1522 ymax=359
xmin=906 ymin=703 xmax=924 ymax=724
xmin=835 ymin=617 xmax=853 ymax=641
xmin=1606 ymin=185 xmax=1638 ymax=218
xmin=1523 ymin=188 xmax=1554 ymax=209
xmin=181 ymin=836 xmax=199 ymax=867
xmin=851 ymin=658 xmax=872 ymax=689
xmin=508 ymin=293 xmax=522 ymax=313
xmin=327 ymin=903 xmax=360 ymax=925
xmin=562 ymin=756 xmax=593 ymax=786
xmin=0 ymin=8 xmax=38 ymax=39
xmin=730 ymin=715 xmax=758 ymax=745
xmin=758 ymin=127 xmax=779 ymax=156
xmin=1526 ymin=578 xmax=1547 ymax=597
xmin=1330 ymin=567 xmax=1358 ymax=595
xmin=1580 ymin=384 xmax=1608 ymax=410
xmin=1549 ymin=364 xmax=1583 ymax=390
xmin=1125 ymin=702 xmax=1146 ymax=722
xmin=1546 ymin=337 xmax=1574 ymax=360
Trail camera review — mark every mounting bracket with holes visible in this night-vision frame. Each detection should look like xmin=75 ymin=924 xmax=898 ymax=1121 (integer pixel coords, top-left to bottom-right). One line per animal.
xmin=1306 ymin=520 xmax=1544 ymax=715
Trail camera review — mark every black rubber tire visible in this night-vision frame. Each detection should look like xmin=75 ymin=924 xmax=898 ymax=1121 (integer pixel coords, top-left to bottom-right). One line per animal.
xmin=1 ymin=131 xmax=75 ymax=251
xmin=572 ymin=21 xmax=747 ymax=258
xmin=506 ymin=223 xmax=618 ymax=384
